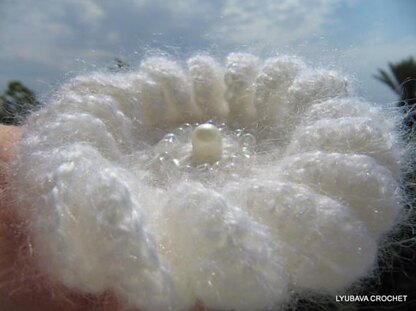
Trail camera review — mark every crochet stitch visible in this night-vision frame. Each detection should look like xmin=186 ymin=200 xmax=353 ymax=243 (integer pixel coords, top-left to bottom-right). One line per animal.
xmin=9 ymin=53 xmax=404 ymax=310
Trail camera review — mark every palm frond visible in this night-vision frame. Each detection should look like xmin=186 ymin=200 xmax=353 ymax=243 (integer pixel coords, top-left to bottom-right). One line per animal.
xmin=374 ymin=68 xmax=400 ymax=94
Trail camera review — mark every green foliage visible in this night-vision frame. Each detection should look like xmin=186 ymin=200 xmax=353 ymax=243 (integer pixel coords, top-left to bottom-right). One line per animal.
xmin=375 ymin=57 xmax=416 ymax=108
xmin=0 ymin=81 xmax=40 ymax=125
xmin=376 ymin=57 xmax=416 ymax=131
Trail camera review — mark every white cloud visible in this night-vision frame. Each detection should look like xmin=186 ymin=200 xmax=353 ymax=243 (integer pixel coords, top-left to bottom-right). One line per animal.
xmin=75 ymin=0 xmax=105 ymax=25
xmin=0 ymin=0 xmax=343 ymax=70
xmin=210 ymin=0 xmax=342 ymax=46
xmin=0 ymin=0 xmax=108 ymax=68
xmin=0 ymin=0 xmax=412 ymax=105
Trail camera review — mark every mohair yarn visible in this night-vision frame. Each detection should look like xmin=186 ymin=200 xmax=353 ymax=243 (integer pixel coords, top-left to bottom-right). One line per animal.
xmin=9 ymin=53 xmax=405 ymax=310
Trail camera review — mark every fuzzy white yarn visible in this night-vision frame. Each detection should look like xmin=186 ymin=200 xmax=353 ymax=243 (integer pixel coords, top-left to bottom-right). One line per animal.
xmin=9 ymin=53 xmax=404 ymax=310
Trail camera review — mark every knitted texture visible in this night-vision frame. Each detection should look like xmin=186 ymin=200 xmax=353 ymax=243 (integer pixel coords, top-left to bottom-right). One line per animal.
xmin=9 ymin=53 xmax=404 ymax=310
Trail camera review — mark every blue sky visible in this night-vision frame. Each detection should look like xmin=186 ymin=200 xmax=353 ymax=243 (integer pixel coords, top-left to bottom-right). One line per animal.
xmin=0 ymin=0 xmax=415 ymax=104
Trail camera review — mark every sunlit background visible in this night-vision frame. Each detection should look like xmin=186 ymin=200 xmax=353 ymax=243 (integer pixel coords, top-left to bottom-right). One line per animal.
xmin=0 ymin=0 xmax=415 ymax=104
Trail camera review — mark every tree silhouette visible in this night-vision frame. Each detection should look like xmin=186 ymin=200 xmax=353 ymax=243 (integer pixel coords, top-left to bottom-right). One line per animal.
xmin=0 ymin=81 xmax=40 ymax=125
xmin=375 ymin=57 xmax=416 ymax=130
xmin=373 ymin=58 xmax=416 ymax=311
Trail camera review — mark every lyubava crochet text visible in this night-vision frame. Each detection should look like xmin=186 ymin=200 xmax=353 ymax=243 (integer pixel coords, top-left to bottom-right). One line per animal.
xmin=10 ymin=53 xmax=405 ymax=311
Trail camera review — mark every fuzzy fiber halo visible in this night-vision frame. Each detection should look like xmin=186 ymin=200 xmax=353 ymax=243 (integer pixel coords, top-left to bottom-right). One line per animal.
xmin=9 ymin=53 xmax=404 ymax=311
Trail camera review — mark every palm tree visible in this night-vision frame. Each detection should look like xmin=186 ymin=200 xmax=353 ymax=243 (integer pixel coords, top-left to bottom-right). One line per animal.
xmin=374 ymin=58 xmax=416 ymax=311
xmin=375 ymin=57 xmax=416 ymax=130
